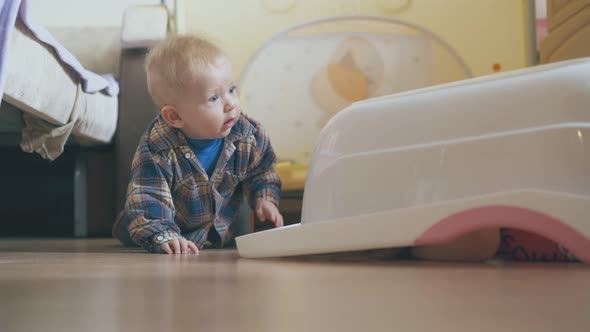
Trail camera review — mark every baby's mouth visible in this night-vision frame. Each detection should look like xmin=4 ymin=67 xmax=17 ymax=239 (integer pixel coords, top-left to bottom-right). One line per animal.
xmin=223 ymin=117 xmax=237 ymax=129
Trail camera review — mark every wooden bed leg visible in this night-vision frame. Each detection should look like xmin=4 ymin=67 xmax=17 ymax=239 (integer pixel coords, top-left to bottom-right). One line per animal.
xmin=73 ymin=151 xmax=88 ymax=237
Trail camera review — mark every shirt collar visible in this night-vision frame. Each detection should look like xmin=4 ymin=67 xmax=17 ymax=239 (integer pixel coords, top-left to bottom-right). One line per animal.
xmin=149 ymin=113 xmax=255 ymax=154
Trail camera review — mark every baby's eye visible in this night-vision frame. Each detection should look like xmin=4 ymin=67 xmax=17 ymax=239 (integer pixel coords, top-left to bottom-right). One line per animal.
xmin=229 ymin=86 xmax=237 ymax=94
xmin=208 ymin=95 xmax=219 ymax=103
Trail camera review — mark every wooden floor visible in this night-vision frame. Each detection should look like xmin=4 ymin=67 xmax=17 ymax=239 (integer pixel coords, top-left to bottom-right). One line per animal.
xmin=0 ymin=239 xmax=589 ymax=332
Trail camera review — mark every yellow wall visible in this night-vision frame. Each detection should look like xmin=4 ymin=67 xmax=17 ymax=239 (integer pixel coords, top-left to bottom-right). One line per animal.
xmin=183 ymin=0 xmax=533 ymax=78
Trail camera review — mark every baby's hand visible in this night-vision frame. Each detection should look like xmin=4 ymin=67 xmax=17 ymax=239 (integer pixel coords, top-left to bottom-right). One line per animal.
xmin=161 ymin=237 xmax=199 ymax=255
xmin=256 ymin=199 xmax=284 ymax=228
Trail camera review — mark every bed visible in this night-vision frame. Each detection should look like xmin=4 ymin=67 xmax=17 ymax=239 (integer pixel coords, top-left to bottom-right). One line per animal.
xmin=1 ymin=20 xmax=118 ymax=156
xmin=0 ymin=3 xmax=168 ymax=237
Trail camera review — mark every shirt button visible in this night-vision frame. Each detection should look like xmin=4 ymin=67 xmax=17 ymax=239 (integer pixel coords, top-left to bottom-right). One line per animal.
xmin=184 ymin=152 xmax=191 ymax=159
xmin=156 ymin=235 xmax=164 ymax=241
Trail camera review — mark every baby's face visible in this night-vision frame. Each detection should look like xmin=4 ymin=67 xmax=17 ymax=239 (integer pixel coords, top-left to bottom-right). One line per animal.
xmin=176 ymin=55 xmax=241 ymax=139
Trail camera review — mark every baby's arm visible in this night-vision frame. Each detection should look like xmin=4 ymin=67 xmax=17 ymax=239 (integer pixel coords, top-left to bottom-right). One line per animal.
xmin=411 ymin=228 xmax=501 ymax=262
xmin=242 ymin=121 xmax=283 ymax=227
xmin=125 ymin=146 xmax=197 ymax=253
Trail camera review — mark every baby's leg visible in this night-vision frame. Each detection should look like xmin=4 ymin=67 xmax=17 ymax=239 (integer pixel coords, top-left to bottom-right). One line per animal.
xmin=112 ymin=211 xmax=137 ymax=247
xmin=410 ymin=228 xmax=501 ymax=262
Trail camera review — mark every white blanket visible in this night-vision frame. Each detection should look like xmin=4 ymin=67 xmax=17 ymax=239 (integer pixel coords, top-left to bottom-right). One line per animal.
xmin=3 ymin=21 xmax=118 ymax=160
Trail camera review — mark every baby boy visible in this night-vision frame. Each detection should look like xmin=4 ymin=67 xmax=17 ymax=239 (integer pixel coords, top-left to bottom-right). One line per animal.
xmin=113 ymin=35 xmax=283 ymax=254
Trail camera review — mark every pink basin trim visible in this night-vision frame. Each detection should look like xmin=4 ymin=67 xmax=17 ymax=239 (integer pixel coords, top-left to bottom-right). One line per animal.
xmin=415 ymin=206 xmax=590 ymax=264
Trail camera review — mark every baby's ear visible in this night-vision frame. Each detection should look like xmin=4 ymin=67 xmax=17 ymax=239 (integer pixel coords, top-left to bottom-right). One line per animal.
xmin=161 ymin=105 xmax=184 ymax=128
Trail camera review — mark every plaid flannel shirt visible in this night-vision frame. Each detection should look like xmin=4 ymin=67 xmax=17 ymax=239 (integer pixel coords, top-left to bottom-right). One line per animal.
xmin=121 ymin=113 xmax=281 ymax=252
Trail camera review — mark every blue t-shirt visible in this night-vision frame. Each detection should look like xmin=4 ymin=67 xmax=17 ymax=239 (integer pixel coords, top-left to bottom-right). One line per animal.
xmin=186 ymin=137 xmax=224 ymax=177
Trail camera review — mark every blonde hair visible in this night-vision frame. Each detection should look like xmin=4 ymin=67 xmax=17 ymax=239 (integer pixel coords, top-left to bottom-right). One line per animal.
xmin=145 ymin=34 xmax=224 ymax=108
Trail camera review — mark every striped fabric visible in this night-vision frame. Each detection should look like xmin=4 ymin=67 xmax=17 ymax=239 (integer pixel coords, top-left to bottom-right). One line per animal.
xmin=119 ymin=113 xmax=281 ymax=252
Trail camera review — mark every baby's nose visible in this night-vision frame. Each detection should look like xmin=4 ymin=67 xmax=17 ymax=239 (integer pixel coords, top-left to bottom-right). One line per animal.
xmin=224 ymin=98 xmax=237 ymax=112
